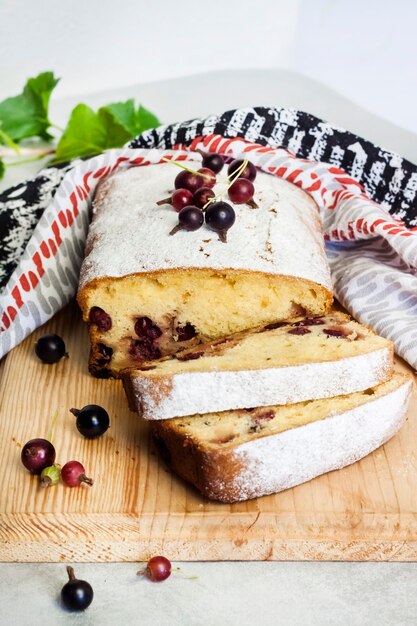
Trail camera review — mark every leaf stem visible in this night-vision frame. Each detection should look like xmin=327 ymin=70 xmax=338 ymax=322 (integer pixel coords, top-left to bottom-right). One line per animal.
xmin=6 ymin=152 xmax=55 ymax=167
xmin=0 ymin=128 xmax=20 ymax=154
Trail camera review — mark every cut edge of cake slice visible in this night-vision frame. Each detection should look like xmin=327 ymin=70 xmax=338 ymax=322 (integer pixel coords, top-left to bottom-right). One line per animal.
xmin=123 ymin=311 xmax=394 ymax=420
xmin=151 ymin=372 xmax=413 ymax=503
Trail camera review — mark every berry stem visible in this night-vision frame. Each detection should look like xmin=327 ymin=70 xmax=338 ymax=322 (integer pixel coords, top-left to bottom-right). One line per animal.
xmin=40 ymin=476 xmax=52 ymax=488
xmin=156 ymin=197 xmax=172 ymax=206
xmin=66 ymin=566 xmax=76 ymax=581
xmin=69 ymin=408 xmax=80 ymax=417
xmin=162 ymin=157 xmax=209 ymax=180
xmin=47 ymin=409 xmax=59 ymax=444
xmin=80 ymin=474 xmax=94 ymax=486
xmin=169 ymin=224 xmax=183 ymax=236
xmin=247 ymin=198 xmax=259 ymax=209
xmin=202 ymin=159 xmax=249 ymax=210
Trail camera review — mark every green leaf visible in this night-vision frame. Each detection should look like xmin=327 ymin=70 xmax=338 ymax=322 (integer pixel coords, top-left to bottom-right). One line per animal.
xmin=135 ymin=104 xmax=160 ymax=134
xmin=103 ymin=99 xmax=137 ymax=136
xmin=0 ymin=158 xmax=4 ymax=179
xmin=102 ymin=100 xmax=161 ymax=137
xmin=53 ymin=103 xmax=132 ymax=163
xmin=0 ymin=71 xmax=59 ymax=142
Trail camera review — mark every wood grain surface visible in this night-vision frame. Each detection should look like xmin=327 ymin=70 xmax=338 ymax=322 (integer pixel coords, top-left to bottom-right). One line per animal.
xmin=0 ymin=302 xmax=416 ymax=562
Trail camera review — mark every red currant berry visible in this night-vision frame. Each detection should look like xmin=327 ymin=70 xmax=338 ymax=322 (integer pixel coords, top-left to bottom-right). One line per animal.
xmin=228 ymin=159 xmax=257 ymax=182
xmin=61 ymin=461 xmax=94 ymax=487
xmin=174 ymin=171 xmax=205 ymax=193
xmin=228 ymin=178 xmax=255 ymax=204
xmin=138 ymin=556 xmax=172 ymax=582
xmin=171 ymin=188 xmax=194 ymax=212
xmin=197 ymin=168 xmax=216 ymax=188
xmin=193 ymin=187 xmax=215 ymax=209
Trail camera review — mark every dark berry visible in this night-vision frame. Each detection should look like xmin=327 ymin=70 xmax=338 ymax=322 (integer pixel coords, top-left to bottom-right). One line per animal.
xmin=264 ymin=321 xmax=287 ymax=330
xmin=228 ymin=159 xmax=257 ymax=182
xmin=89 ymin=307 xmax=112 ymax=332
xmin=174 ymin=170 xmax=205 ymax=193
xmin=205 ymin=201 xmax=236 ymax=242
xmin=202 ymin=153 xmax=224 ymax=173
xmin=287 ymin=327 xmax=311 ymax=335
xmin=323 ymin=328 xmax=347 ymax=338
xmin=61 ymin=566 xmax=94 ymax=611
xmin=170 ymin=206 xmax=204 ymax=236
xmin=292 ymin=317 xmax=325 ymax=327
xmin=134 ymin=317 xmax=162 ymax=340
xmin=172 ymin=188 xmax=194 ymax=212
xmin=35 ymin=334 xmax=67 ymax=364
xmin=129 ymin=339 xmax=162 ymax=361
xmin=21 ymin=438 xmax=56 ymax=475
xmin=70 ymin=404 xmax=110 ymax=439
xmin=193 ymin=187 xmax=215 ymax=209
xmin=228 ymin=178 xmax=255 ymax=204
xmin=176 ymin=323 xmax=196 ymax=341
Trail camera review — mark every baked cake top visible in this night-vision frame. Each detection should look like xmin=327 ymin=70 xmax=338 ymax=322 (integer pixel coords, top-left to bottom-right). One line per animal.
xmin=79 ymin=158 xmax=332 ymax=290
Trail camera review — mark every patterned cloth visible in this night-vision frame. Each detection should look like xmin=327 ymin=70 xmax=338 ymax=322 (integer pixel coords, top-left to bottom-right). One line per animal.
xmin=1 ymin=107 xmax=416 ymax=366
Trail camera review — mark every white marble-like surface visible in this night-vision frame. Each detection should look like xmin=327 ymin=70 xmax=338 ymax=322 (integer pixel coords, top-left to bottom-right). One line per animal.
xmin=1 ymin=562 xmax=417 ymax=626
xmin=1 ymin=71 xmax=417 ymax=626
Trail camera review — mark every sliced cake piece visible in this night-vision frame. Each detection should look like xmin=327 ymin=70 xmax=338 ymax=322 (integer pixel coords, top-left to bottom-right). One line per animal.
xmin=123 ymin=311 xmax=394 ymax=420
xmin=152 ymin=372 xmax=413 ymax=502
xmin=77 ymin=159 xmax=333 ymax=377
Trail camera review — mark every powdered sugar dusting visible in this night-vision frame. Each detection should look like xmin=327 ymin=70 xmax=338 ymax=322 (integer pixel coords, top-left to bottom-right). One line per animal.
xmin=130 ymin=346 xmax=392 ymax=420
xmin=227 ymin=377 xmax=412 ymax=502
xmin=78 ymin=159 xmax=332 ymax=291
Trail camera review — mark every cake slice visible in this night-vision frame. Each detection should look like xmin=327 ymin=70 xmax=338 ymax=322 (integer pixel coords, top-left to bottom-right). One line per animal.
xmin=77 ymin=159 xmax=333 ymax=377
xmin=152 ymin=372 xmax=412 ymax=502
xmin=123 ymin=311 xmax=393 ymax=420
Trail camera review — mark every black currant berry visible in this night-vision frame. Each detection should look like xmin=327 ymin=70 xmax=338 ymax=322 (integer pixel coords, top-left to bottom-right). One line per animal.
xmin=70 ymin=404 xmax=110 ymax=439
xmin=205 ymin=202 xmax=236 ymax=242
xmin=61 ymin=566 xmax=94 ymax=611
xmin=35 ymin=334 xmax=67 ymax=364
xmin=201 ymin=154 xmax=224 ymax=173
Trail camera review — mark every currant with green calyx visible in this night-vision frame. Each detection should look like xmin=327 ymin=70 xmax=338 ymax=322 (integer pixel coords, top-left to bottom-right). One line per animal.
xmin=40 ymin=463 xmax=61 ymax=488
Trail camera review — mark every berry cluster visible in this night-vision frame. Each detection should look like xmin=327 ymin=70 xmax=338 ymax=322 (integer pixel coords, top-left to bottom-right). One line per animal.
xmin=20 ymin=403 xmax=110 ymax=488
xmin=21 ymin=437 xmax=94 ymax=488
xmin=157 ymin=155 xmax=258 ymax=243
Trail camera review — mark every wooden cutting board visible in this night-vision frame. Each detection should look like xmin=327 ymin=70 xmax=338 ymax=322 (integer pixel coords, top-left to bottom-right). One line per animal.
xmin=0 ymin=301 xmax=416 ymax=562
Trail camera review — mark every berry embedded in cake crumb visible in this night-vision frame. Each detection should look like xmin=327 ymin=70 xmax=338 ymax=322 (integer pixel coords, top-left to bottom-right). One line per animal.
xmin=129 ymin=339 xmax=162 ymax=361
xmin=287 ymin=327 xmax=312 ymax=336
xmin=134 ymin=317 xmax=162 ymax=340
xmin=89 ymin=307 xmax=112 ymax=332
xmin=176 ymin=323 xmax=197 ymax=342
xmin=292 ymin=317 xmax=325 ymax=327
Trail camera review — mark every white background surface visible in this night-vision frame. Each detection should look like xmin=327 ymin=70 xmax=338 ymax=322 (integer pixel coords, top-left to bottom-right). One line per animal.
xmin=1 ymin=3 xmax=417 ymax=626
xmin=1 ymin=0 xmax=417 ymax=133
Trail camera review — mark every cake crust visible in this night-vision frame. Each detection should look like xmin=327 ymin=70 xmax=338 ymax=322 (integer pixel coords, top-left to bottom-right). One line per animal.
xmin=152 ymin=373 xmax=412 ymax=502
